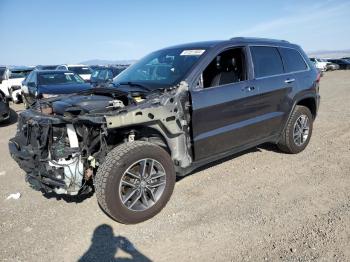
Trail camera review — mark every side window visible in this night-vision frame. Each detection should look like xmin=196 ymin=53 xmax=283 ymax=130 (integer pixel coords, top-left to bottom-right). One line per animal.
xmin=106 ymin=69 xmax=113 ymax=79
xmin=250 ymin=46 xmax=284 ymax=78
xmin=279 ymin=48 xmax=308 ymax=72
xmin=200 ymin=47 xmax=247 ymax=88
xmin=98 ymin=69 xmax=107 ymax=80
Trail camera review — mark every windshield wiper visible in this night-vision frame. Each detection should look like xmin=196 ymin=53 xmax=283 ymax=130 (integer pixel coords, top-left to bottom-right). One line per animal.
xmin=118 ymin=82 xmax=151 ymax=91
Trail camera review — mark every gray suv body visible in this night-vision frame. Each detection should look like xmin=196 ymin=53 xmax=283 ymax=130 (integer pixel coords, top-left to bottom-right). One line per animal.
xmin=9 ymin=37 xmax=320 ymax=223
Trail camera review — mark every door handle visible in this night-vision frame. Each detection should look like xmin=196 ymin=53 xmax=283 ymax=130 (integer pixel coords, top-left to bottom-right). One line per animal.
xmin=285 ymin=78 xmax=295 ymax=84
xmin=242 ymin=86 xmax=256 ymax=92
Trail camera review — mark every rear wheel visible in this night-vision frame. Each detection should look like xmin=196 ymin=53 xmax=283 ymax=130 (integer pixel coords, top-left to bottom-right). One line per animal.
xmin=278 ymin=105 xmax=313 ymax=154
xmin=95 ymin=141 xmax=176 ymax=224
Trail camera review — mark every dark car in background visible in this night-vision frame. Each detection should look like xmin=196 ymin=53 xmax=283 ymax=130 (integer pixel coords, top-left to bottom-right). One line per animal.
xmin=0 ymin=90 xmax=10 ymax=123
xmin=327 ymin=59 xmax=350 ymax=70
xmin=90 ymin=65 xmax=129 ymax=87
xmin=35 ymin=65 xmax=59 ymax=70
xmin=22 ymin=70 xmax=91 ymax=107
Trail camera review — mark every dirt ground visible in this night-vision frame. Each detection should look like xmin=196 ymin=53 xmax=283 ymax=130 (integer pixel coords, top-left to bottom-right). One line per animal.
xmin=0 ymin=71 xmax=349 ymax=262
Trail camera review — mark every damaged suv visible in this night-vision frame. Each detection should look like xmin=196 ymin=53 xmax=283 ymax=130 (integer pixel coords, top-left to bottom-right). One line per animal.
xmin=9 ymin=37 xmax=320 ymax=224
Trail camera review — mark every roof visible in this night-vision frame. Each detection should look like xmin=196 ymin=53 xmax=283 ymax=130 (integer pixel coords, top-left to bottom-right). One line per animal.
xmin=35 ymin=70 xmax=75 ymax=74
xmin=10 ymin=66 xmax=35 ymax=71
xmin=161 ymin=37 xmax=297 ymax=51
xmin=60 ymin=64 xmax=89 ymax=67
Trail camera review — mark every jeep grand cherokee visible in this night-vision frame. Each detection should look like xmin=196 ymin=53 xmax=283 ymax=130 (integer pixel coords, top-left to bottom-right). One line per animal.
xmin=9 ymin=37 xmax=320 ymax=224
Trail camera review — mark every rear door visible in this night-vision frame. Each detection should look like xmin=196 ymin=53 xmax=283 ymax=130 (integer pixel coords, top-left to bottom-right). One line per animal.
xmin=248 ymin=46 xmax=296 ymax=137
xmin=278 ymin=47 xmax=311 ymax=130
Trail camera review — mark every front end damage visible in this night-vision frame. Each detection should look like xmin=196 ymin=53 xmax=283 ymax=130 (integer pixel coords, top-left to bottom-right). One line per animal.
xmin=9 ymin=83 xmax=192 ymax=195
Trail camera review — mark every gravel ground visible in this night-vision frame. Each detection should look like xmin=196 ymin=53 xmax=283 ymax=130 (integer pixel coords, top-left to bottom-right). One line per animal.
xmin=0 ymin=71 xmax=349 ymax=262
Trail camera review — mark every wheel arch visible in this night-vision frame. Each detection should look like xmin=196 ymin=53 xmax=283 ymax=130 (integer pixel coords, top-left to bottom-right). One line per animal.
xmin=106 ymin=123 xmax=192 ymax=169
xmin=279 ymin=94 xmax=317 ymax=140
xmin=296 ymin=96 xmax=317 ymax=119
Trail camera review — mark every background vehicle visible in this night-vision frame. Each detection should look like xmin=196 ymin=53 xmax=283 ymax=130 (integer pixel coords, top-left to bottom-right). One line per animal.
xmin=35 ymin=65 xmax=59 ymax=70
xmin=22 ymin=70 xmax=91 ymax=107
xmin=8 ymin=66 xmax=34 ymax=103
xmin=327 ymin=59 xmax=350 ymax=70
xmin=90 ymin=65 xmax=129 ymax=87
xmin=325 ymin=61 xmax=340 ymax=71
xmin=10 ymin=38 xmax=320 ymax=224
xmin=56 ymin=64 xmax=92 ymax=81
xmin=0 ymin=66 xmax=10 ymax=98
xmin=309 ymin=57 xmax=328 ymax=72
xmin=0 ymin=66 xmax=34 ymax=102
xmin=0 ymin=91 xmax=10 ymax=123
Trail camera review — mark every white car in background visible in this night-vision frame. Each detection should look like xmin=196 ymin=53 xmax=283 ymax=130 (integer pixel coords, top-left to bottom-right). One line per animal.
xmin=56 ymin=64 xmax=92 ymax=82
xmin=0 ymin=66 xmax=34 ymax=103
xmin=309 ymin=58 xmax=328 ymax=72
xmin=0 ymin=66 xmax=11 ymax=98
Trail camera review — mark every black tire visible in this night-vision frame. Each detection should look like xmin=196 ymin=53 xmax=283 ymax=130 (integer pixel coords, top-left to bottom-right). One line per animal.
xmin=278 ymin=105 xmax=313 ymax=154
xmin=95 ymin=141 xmax=176 ymax=224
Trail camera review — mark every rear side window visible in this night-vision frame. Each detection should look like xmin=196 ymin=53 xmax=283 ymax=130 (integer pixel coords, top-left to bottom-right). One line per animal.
xmin=250 ymin=46 xmax=284 ymax=78
xmin=279 ymin=48 xmax=308 ymax=72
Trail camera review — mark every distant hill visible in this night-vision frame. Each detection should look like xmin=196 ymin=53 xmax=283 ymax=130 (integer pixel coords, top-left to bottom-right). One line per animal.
xmin=80 ymin=59 xmax=137 ymax=65
xmin=307 ymin=49 xmax=350 ymax=59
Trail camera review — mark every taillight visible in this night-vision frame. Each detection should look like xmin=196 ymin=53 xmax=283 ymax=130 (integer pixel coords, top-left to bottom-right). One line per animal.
xmin=316 ymin=73 xmax=321 ymax=83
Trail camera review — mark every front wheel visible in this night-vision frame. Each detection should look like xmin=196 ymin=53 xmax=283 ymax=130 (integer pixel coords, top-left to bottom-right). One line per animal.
xmin=278 ymin=105 xmax=313 ymax=154
xmin=95 ymin=141 xmax=176 ymax=224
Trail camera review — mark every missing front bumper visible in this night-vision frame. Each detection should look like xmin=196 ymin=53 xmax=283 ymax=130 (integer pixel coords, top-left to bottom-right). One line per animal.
xmin=9 ymin=115 xmax=85 ymax=195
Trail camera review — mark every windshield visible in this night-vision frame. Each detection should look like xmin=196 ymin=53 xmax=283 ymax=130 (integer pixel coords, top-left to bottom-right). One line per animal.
xmin=39 ymin=65 xmax=58 ymax=70
xmin=68 ymin=66 xmax=92 ymax=75
xmin=113 ymin=48 xmax=206 ymax=89
xmin=91 ymin=68 xmax=113 ymax=81
xmin=38 ymin=72 xmax=85 ymax=85
xmin=9 ymin=70 xmax=32 ymax=79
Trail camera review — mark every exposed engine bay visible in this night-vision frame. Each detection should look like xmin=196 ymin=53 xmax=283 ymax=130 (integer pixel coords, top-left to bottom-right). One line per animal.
xmin=9 ymin=84 xmax=192 ymax=195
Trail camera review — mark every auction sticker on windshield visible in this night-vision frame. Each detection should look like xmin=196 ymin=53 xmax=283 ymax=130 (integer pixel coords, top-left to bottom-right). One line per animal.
xmin=180 ymin=49 xmax=205 ymax=56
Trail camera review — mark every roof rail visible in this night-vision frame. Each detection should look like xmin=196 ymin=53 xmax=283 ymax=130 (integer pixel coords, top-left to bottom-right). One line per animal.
xmin=230 ymin=37 xmax=289 ymax=43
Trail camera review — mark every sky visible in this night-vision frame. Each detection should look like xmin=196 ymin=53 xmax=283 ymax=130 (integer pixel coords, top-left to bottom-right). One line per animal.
xmin=0 ymin=0 xmax=349 ymax=65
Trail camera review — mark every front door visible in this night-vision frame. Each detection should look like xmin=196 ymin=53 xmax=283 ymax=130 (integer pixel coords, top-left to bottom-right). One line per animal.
xmin=191 ymin=47 xmax=264 ymax=160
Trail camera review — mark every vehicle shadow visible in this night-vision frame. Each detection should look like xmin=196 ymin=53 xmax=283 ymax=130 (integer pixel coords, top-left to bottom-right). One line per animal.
xmin=79 ymin=224 xmax=152 ymax=262
xmin=0 ymin=108 xmax=18 ymax=127
xmin=258 ymin=142 xmax=282 ymax=153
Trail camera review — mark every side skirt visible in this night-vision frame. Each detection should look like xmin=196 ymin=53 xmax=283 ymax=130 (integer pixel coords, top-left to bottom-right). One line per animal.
xmin=175 ymin=134 xmax=280 ymax=176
